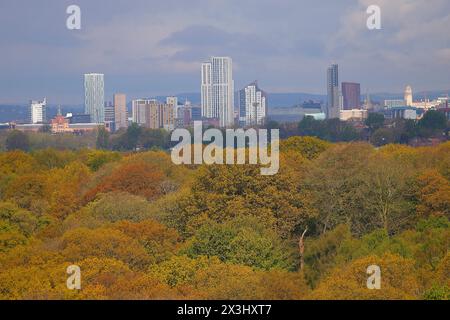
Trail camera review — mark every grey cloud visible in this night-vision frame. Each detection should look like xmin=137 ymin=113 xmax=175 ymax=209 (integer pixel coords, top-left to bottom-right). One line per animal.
xmin=0 ymin=0 xmax=449 ymax=104
xmin=160 ymin=25 xmax=280 ymax=61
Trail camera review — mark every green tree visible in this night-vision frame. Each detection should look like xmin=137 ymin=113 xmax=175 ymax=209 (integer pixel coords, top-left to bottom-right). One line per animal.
xmin=185 ymin=217 xmax=296 ymax=270
xmin=162 ymin=163 xmax=315 ymax=239
xmin=418 ymin=110 xmax=447 ymax=137
xmin=85 ymin=150 xmax=121 ymax=171
xmin=111 ymin=123 xmax=142 ymax=151
xmin=303 ymin=224 xmax=353 ymax=287
xmin=96 ymin=127 xmax=110 ymax=150
xmin=298 ymin=116 xmax=324 ymax=137
xmin=364 ymin=152 xmax=417 ymax=234
xmin=139 ymin=129 xmax=170 ymax=150
xmin=370 ymin=127 xmax=396 ymax=146
xmin=6 ymin=130 xmax=30 ymax=152
xmin=0 ymin=201 xmax=43 ymax=236
xmin=423 ymin=285 xmax=449 ymax=300
xmin=125 ymin=123 xmax=142 ymax=150
xmin=280 ymin=136 xmax=330 ymax=160
xmin=32 ymin=149 xmax=76 ymax=169
xmin=305 ymin=143 xmax=375 ymax=235
xmin=365 ymin=113 xmax=385 ymax=133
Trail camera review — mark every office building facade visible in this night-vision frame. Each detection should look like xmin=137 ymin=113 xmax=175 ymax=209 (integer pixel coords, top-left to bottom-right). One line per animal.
xmin=104 ymin=101 xmax=115 ymax=122
xmin=132 ymin=99 xmax=154 ymax=125
xmin=30 ymin=98 xmax=47 ymax=124
xmin=201 ymin=57 xmax=234 ymax=127
xmin=132 ymin=99 xmax=175 ymax=130
xmin=114 ymin=93 xmax=128 ymax=130
xmin=384 ymin=99 xmax=406 ymax=109
xmin=342 ymin=82 xmax=361 ymax=110
xmin=84 ymin=73 xmax=105 ymax=123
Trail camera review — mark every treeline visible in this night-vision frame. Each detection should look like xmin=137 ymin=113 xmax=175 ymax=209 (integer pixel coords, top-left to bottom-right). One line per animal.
xmin=1 ymin=110 xmax=447 ymax=153
xmin=0 ymin=130 xmax=97 ymax=152
xmin=267 ymin=110 xmax=449 ymax=146
xmin=0 ymin=125 xmax=171 ymax=153
xmin=0 ymin=137 xmax=448 ymax=299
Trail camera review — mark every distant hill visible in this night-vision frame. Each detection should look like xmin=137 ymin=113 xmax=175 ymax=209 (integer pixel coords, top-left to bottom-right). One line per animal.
xmin=160 ymin=90 xmax=449 ymax=108
xmin=156 ymin=92 xmax=327 ymax=108
xmin=266 ymin=93 xmax=326 ymax=108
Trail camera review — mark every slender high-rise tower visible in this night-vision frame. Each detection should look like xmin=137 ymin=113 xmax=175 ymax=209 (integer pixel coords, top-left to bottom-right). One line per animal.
xmin=201 ymin=62 xmax=212 ymax=118
xmin=327 ymin=64 xmax=340 ymax=119
xmin=114 ymin=93 xmax=127 ymax=130
xmin=84 ymin=73 xmax=105 ymax=123
xmin=201 ymin=57 xmax=234 ymax=127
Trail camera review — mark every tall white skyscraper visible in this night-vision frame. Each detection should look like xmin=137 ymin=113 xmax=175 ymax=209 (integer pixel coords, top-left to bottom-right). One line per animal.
xmin=239 ymin=81 xmax=267 ymax=126
xmin=201 ymin=57 xmax=234 ymax=127
xmin=30 ymin=98 xmax=46 ymax=124
xmin=84 ymin=73 xmax=105 ymax=123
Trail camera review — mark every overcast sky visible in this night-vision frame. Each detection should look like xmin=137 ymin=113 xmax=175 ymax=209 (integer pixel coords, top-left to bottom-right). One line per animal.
xmin=0 ymin=0 xmax=449 ymax=104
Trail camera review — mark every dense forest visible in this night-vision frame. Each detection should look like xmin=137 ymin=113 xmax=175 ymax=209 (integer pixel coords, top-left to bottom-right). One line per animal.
xmin=0 ymin=137 xmax=448 ymax=300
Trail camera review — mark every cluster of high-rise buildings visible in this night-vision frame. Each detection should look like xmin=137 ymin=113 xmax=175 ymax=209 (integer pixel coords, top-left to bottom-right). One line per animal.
xmin=11 ymin=58 xmax=447 ymax=135
xmin=131 ymin=98 xmax=174 ymax=130
xmin=326 ymin=64 xmax=366 ymax=121
xmin=83 ymin=74 xmax=130 ymax=132
xmin=130 ymin=97 xmax=205 ymax=130
xmin=325 ymin=64 xmax=449 ymax=122
xmin=201 ymin=56 xmax=267 ymax=128
xmin=81 ymin=75 xmax=205 ymax=133
xmin=78 ymin=57 xmax=268 ymax=132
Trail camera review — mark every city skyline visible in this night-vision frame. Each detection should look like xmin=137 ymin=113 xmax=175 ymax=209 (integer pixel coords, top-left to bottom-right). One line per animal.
xmin=4 ymin=60 xmax=448 ymax=128
xmin=5 ymin=64 xmax=448 ymax=110
xmin=0 ymin=0 xmax=449 ymax=104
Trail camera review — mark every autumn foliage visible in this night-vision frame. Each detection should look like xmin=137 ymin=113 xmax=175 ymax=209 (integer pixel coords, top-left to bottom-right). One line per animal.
xmin=0 ymin=140 xmax=449 ymax=300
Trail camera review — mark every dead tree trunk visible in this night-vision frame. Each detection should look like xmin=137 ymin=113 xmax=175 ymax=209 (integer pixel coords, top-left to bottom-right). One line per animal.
xmin=299 ymin=228 xmax=308 ymax=272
